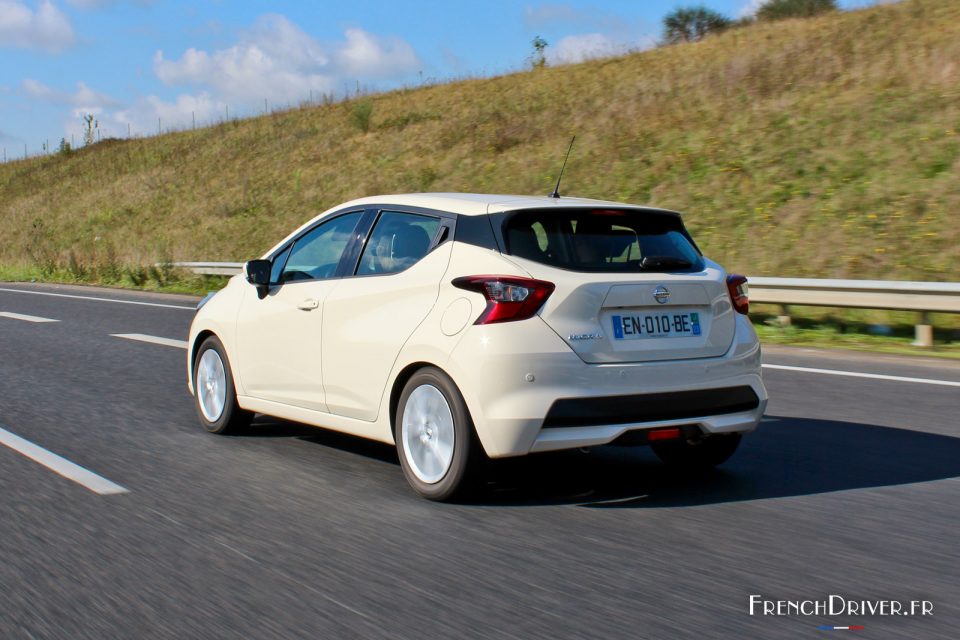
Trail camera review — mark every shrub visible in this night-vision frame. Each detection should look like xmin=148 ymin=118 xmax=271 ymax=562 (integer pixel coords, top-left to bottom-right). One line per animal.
xmin=663 ymin=6 xmax=732 ymax=44
xmin=351 ymin=99 xmax=374 ymax=133
xmin=756 ymin=0 xmax=838 ymax=21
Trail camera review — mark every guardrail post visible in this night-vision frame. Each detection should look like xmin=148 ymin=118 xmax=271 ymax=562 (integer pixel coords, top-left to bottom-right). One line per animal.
xmin=913 ymin=312 xmax=933 ymax=348
xmin=776 ymin=304 xmax=792 ymax=327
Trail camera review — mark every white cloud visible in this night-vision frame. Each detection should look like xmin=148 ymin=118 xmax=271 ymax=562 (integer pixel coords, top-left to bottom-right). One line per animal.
xmin=33 ymin=14 xmax=422 ymax=142
xmin=154 ymin=15 xmax=420 ymax=104
xmin=738 ymin=0 xmax=767 ymax=18
xmin=23 ymin=79 xmax=120 ymax=108
xmin=62 ymin=92 xmax=226 ymax=140
xmin=547 ymin=33 xmax=646 ymax=65
xmin=64 ymin=0 xmax=153 ymax=8
xmin=0 ymin=0 xmax=75 ymax=52
xmin=335 ymin=28 xmax=419 ymax=78
xmin=524 ymin=4 xmax=582 ymax=27
xmin=110 ymin=93 xmax=224 ymax=136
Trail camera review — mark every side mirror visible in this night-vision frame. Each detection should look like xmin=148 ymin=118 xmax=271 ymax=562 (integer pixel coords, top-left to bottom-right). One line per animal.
xmin=244 ymin=259 xmax=272 ymax=297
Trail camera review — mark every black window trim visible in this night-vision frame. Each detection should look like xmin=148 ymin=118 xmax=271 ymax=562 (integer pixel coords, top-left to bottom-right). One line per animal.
xmin=266 ymin=208 xmax=367 ymax=286
xmin=264 ymin=204 xmax=459 ymax=286
xmin=343 ymin=204 xmax=457 ymax=279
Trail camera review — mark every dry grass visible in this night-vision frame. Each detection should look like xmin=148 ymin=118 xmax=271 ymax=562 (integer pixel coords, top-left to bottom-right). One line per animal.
xmin=1 ymin=0 xmax=958 ymax=284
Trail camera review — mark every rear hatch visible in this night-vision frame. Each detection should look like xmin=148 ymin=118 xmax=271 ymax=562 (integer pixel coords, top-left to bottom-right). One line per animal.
xmin=495 ymin=207 xmax=736 ymax=364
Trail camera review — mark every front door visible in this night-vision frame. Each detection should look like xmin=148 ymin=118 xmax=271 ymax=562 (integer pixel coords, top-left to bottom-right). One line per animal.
xmin=235 ymin=211 xmax=365 ymax=412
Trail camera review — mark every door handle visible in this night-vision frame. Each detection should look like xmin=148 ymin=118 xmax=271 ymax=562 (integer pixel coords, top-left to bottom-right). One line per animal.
xmin=298 ymin=298 xmax=319 ymax=311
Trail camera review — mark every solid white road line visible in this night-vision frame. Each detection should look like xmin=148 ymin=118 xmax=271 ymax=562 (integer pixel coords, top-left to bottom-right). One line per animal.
xmin=0 ymin=426 xmax=129 ymax=495
xmin=0 ymin=311 xmax=59 ymax=323
xmin=111 ymin=333 xmax=188 ymax=349
xmin=762 ymin=364 xmax=960 ymax=388
xmin=0 ymin=287 xmax=195 ymax=310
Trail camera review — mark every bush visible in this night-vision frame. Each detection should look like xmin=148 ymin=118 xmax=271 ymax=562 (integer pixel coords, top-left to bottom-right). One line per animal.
xmin=663 ymin=6 xmax=732 ymax=44
xmin=756 ymin=0 xmax=838 ymax=21
xmin=351 ymin=99 xmax=374 ymax=133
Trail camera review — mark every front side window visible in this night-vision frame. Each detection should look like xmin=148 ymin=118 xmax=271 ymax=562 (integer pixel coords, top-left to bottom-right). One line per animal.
xmin=503 ymin=209 xmax=703 ymax=273
xmin=281 ymin=211 xmax=363 ymax=282
xmin=357 ymin=211 xmax=440 ymax=275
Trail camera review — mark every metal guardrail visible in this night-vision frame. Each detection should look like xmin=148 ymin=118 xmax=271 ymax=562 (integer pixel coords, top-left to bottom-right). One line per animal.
xmin=173 ymin=263 xmax=959 ymax=347
xmin=174 ymin=261 xmax=244 ymax=276
xmin=748 ymin=277 xmax=960 ymax=314
xmin=747 ymin=278 xmax=960 ymax=347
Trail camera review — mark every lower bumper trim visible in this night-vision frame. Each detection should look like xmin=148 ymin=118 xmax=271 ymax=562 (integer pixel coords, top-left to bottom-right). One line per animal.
xmin=542 ymin=386 xmax=761 ymax=428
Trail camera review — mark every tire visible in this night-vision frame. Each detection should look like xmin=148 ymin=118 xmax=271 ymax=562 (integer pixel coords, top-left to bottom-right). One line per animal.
xmin=193 ymin=336 xmax=253 ymax=435
xmin=651 ymin=433 xmax=742 ymax=469
xmin=395 ymin=367 xmax=479 ymax=501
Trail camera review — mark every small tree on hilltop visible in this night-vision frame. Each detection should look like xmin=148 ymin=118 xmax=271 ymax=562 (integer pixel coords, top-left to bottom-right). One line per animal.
xmin=81 ymin=113 xmax=98 ymax=146
xmin=530 ymin=36 xmax=548 ymax=69
xmin=663 ymin=6 xmax=732 ymax=44
xmin=756 ymin=0 xmax=838 ymax=21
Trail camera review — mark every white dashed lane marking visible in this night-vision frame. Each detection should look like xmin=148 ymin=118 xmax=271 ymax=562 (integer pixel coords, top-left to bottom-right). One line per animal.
xmin=0 ymin=425 xmax=129 ymax=495
xmin=762 ymin=364 xmax=960 ymax=388
xmin=111 ymin=333 xmax=188 ymax=349
xmin=0 ymin=311 xmax=59 ymax=323
xmin=0 ymin=287 xmax=195 ymax=310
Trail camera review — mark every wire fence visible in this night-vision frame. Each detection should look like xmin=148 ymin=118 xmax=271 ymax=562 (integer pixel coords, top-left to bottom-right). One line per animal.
xmin=0 ymin=72 xmax=466 ymax=164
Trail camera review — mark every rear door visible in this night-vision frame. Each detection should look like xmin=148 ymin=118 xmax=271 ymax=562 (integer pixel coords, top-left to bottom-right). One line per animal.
xmin=498 ymin=208 xmax=736 ymax=364
xmin=321 ymin=209 xmax=453 ymax=421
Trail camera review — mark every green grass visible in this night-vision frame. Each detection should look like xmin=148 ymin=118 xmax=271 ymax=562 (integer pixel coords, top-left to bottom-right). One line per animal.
xmin=754 ymin=321 xmax=960 ymax=359
xmin=0 ymin=2 xmax=958 ymax=293
xmin=0 ymin=263 xmax=227 ymax=296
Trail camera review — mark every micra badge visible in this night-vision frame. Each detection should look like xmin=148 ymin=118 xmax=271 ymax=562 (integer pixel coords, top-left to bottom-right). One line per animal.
xmin=568 ymin=332 xmax=603 ymax=341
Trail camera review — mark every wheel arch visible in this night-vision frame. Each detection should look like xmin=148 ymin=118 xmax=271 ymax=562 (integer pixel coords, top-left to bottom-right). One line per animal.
xmin=389 ymin=361 xmax=434 ymax=435
xmin=388 ymin=360 xmax=495 ymax=457
xmin=189 ymin=329 xmax=218 ymax=393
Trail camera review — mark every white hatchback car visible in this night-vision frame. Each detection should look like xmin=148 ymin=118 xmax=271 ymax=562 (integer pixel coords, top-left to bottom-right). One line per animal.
xmin=188 ymin=193 xmax=767 ymax=500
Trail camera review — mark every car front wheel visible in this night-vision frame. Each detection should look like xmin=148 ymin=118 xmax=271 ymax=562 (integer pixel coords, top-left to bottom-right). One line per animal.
xmin=395 ymin=367 xmax=478 ymax=501
xmin=651 ymin=433 xmax=742 ymax=469
xmin=193 ymin=336 xmax=252 ymax=435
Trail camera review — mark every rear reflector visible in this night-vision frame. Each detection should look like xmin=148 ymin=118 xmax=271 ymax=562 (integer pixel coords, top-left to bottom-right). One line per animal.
xmin=647 ymin=428 xmax=682 ymax=442
xmin=452 ymin=275 xmax=555 ymax=324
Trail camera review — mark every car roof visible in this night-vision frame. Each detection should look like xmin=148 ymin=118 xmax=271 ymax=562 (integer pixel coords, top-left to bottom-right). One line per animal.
xmin=261 ymin=193 xmax=681 ymax=259
xmin=334 ymin=192 xmax=679 ymax=217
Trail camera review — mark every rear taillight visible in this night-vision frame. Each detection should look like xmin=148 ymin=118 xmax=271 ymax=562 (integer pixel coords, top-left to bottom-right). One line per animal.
xmin=452 ymin=276 xmax=555 ymax=324
xmin=726 ymin=274 xmax=749 ymax=315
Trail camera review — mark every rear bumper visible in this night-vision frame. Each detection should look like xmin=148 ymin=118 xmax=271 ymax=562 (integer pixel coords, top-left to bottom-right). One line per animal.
xmin=445 ymin=314 xmax=767 ymax=458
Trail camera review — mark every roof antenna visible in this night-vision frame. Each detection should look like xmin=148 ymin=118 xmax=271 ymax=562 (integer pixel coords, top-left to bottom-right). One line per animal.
xmin=548 ymin=135 xmax=576 ymax=199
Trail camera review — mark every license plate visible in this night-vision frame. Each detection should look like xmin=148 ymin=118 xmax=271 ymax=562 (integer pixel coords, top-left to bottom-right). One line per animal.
xmin=611 ymin=311 xmax=701 ymax=340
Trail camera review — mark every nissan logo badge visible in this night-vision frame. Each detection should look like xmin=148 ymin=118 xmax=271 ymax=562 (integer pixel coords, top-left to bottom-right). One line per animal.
xmin=654 ymin=286 xmax=670 ymax=304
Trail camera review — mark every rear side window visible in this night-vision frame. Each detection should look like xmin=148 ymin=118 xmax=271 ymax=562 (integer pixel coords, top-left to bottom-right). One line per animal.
xmin=357 ymin=211 xmax=441 ymax=275
xmin=502 ymin=209 xmax=703 ymax=273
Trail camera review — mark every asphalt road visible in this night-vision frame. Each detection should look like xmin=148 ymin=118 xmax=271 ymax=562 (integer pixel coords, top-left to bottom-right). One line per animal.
xmin=1 ymin=282 xmax=957 ymax=639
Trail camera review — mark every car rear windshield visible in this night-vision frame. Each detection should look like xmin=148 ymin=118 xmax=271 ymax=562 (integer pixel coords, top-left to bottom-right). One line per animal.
xmin=502 ymin=208 xmax=703 ymax=273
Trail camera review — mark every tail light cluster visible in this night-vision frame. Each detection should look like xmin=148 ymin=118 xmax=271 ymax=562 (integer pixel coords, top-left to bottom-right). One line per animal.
xmin=726 ymin=274 xmax=749 ymax=315
xmin=452 ymin=276 xmax=555 ymax=324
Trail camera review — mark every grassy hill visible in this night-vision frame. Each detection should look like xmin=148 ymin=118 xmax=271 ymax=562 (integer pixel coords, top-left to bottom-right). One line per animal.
xmin=1 ymin=0 xmax=958 ymax=289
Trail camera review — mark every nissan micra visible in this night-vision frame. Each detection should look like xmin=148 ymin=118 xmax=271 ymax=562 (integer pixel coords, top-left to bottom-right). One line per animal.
xmin=188 ymin=193 xmax=767 ymax=500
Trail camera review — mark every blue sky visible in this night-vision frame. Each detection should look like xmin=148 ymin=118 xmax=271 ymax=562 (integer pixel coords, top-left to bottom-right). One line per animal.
xmin=1 ymin=0 xmax=885 ymax=157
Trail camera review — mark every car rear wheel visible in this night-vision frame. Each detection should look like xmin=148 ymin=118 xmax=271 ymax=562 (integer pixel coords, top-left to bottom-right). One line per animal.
xmin=651 ymin=433 xmax=742 ymax=469
xmin=396 ymin=367 xmax=478 ymax=501
xmin=193 ymin=336 xmax=252 ymax=435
